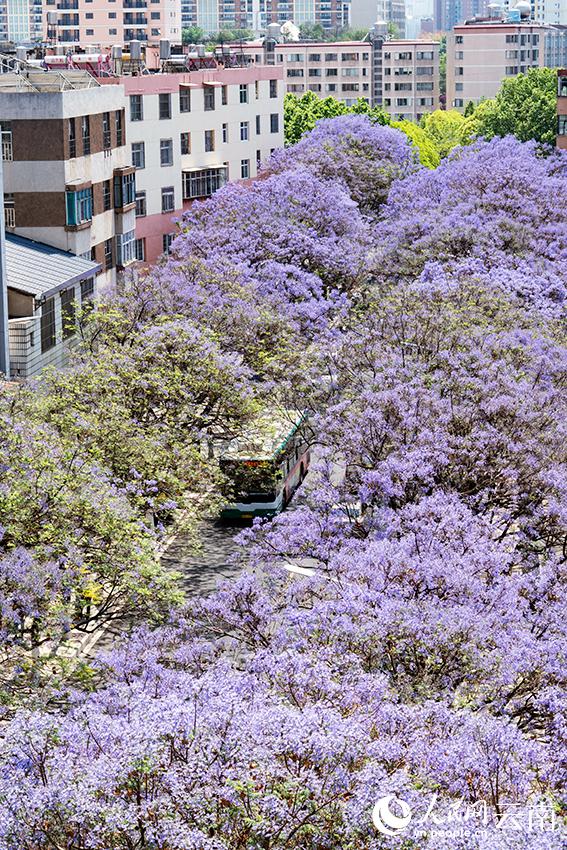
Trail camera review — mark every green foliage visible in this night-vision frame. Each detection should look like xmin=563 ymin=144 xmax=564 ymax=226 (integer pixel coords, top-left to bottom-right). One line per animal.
xmin=207 ymin=27 xmax=254 ymax=43
xmin=459 ymin=67 xmax=557 ymax=146
xmin=181 ymin=25 xmax=205 ymax=43
xmin=297 ymin=24 xmax=369 ymax=41
xmin=464 ymin=100 xmax=475 ymax=117
xmin=284 ymin=92 xmax=390 ymax=145
xmin=298 ymin=22 xmax=326 ymax=40
xmin=392 ymin=120 xmax=441 ymax=169
xmin=421 ymin=109 xmax=465 ymax=158
xmin=438 ymin=35 xmax=446 ymax=98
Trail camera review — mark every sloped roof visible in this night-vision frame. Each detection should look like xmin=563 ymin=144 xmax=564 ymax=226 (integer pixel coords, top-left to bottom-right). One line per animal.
xmin=5 ymin=234 xmax=101 ymax=299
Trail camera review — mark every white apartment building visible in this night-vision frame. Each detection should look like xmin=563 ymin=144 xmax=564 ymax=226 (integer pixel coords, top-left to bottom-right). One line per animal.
xmin=102 ymin=64 xmax=284 ymax=263
xmin=382 ymin=39 xmax=440 ymax=120
xmin=0 ymin=69 xmax=135 ymax=290
xmin=447 ymin=18 xmax=567 ymax=107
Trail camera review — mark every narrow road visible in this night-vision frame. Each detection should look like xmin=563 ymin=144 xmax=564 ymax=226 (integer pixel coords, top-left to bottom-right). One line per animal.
xmin=161 ymin=520 xmax=246 ymax=596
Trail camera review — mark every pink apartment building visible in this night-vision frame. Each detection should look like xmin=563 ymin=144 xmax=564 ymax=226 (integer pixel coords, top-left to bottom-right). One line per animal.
xmin=102 ymin=64 xmax=284 ymax=263
xmin=44 ymin=0 xmax=181 ymax=48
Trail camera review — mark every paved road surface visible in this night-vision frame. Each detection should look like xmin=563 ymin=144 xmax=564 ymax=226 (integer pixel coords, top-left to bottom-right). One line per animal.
xmin=162 ymin=520 xmax=247 ymax=596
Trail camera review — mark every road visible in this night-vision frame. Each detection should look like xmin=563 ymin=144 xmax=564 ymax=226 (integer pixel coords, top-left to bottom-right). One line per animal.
xmin=161 ymin=520 xmax=247 ymax=596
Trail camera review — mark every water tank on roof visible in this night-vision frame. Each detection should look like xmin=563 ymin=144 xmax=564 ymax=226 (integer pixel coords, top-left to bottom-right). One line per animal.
xmin=515 ymin=0 xmax=531 ymax=17
xmin=129 ymin=39 xmax=142 ymax=60
xmin=111 ymin=44 xmax=122 ymax=59
xmin=159 ymin=38 xmax=171 ymax=59
xmin=16 ymin=46 xmax=27 ymax=61
xmin=196 ymin=43 xmax=205 ymax=57
xmin=507 ymin=7 xmax=521 ymax=20
xmin=46 ymin=11 xmax=57 ymax=24
xmin=487 ymin=2 xmax=502 ymax=18
xmin=266 ymin=22 xmax=281 ymax=41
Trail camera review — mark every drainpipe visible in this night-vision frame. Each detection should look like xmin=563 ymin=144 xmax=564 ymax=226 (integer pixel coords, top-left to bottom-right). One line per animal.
xmin=0 ymin=158 xmax=9 ymax=378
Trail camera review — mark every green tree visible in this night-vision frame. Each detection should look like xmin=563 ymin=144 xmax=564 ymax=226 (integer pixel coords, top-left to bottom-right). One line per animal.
xmin=464 ymin=100 xmax=475 ymax=117
xmin=438 ymin=35 xmax=446 ymax=100
xmin=182 ymin=25 xmax=205 ymax=43
xmin=299 ymin=22 xmax=326 ymax=40
xmin=459 ymin=68 xmax=557 ymax=146
xmin=392 ymin=120 xmax=441 ymax=168
xmin=421 ymin=109 xmax=465 ymax=157
xmin=283 ymin=92 xmax=389 ymax=145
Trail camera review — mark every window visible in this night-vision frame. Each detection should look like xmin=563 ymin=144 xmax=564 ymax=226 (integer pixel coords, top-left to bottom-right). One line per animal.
xmin=135 ymin=190 xmax=146 ymax=216
xmin=417 ymin=50 xmax=434 ymax=60
xmin=256 ymin=148 xmax=261 ymax=165
xmin=255 ymin=80 xmax=260 ymax=99
xmin=558 ymin=115 xmax=567 ymax=135
xmin=60 ymin=287 xmax=75 ymax=339
xmin=325 ymin=52 xmax=337 ymax=60
xmin=65 ymin=187 xmax=93 ymax=226
xmin=109 ymin=11 xmax=116 ymax=16
xmin=240 ymin=121 xmax=249 ymax=141
xmin=205 ymin=129 xmax=215 ymax=152
xmin=40 ymin=298 xmax=56 ymax=353
xmin=114 ymin=172 xmax=135 ymax=208
xmin=151 ymin=9 xmax=160 ymax=16
xmin=204 ymin=86 xmax=216 ymax=111
xmin=131 ymin=141 xmax=145 ymax=169
xmin=455 ymin=82 xmax=463 ymax=92
xmin=454 ymin=98 xmax=464 ymax=107
xmin=134 ymin=238 xmax=145 ymax=260
xmin=456 ymin=34 xmax=463 ymax=43
xmin=179 ymin=88 xmax=191 ymax=112
xmin=160 ymin=138 xmax=173 ymax=166
xmin=416 ymin=82 xmax=434 ymax=91
xmin=255 ymin=115 xmax=261 ymax=135
xmin=222 ymin=123 xmax=228 ymax=143
xmin=288 ymin=53 xmax=304 ymax=62
xmin=109 ymin=28 xmax=117 ymax=34
xmin=341 ymin=52 xmax=358 ymax=61
xmin=0 ymin=123 xmax=12 ymax=162
xmin=309 ymin=68 xmax=321 ymax=77
xmin=308 ymin=53 xmax=320 ymax=61
xmin=115 ymin=110 xmax=123 ymax=146
xmin=104 ymin=238 xmax=113 ymax=269
xmin=116 ymin=230 xmax=136 ymax=266
xmin=239 ymin=83 xmax=248 ymax=103
xmin=417 ymin=67 xmax=433 ymax=76
xmin=269 ymin=79 xmax=277 ymax=98
xmin=560 ymin=76 xmax=567 ymax=97
xmin=151 ymin=28 xmax=159 ymax=35
xmin=81 ymin=278 xmax=94 ymax=303
xmin=163 ymin=233 xmax=174 ymax=254
xmin=270 ymin=113 xmax=279 ymax=133
xmin=455 ymin=67 xmax=464 ymax=76
xmin=68 ymin=117 xmax=76 ymax=158
xmin=103 ymin=179 xmax=112 ymax=211
xmin=240 ymin=158 xmax=249 ymax=179
xmin=4 ymin=194 xmax=15 ymax=229
xmin=86 ymin=29 xmax=93 ymax=35
xmin=326 ymin=68 xmax=338 ymax=77
xmin=161 ymin=186 xmax=175 ymax=212
xmin=183 ymin=166 xmax=227 ymax=199
xmin=102 ymin=111 xmax=111 ymax=149
xmin=86 ymin=10 xmax=93 ymax=16
xmin=81 ymin=115 xmax=90 ymax=155
xmin=180 ymin=132 xmax=190 ymax=154
xmin=159 ymin=92 xmax=171 ymax=119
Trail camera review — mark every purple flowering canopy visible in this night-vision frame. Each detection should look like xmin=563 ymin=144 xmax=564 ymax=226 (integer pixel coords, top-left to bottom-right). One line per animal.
xmin=0 ymin=118 xmax=566 ymax=849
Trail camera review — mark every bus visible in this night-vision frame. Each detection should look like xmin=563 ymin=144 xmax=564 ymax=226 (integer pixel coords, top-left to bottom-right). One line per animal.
xmin=219 ymin=410 xmax=310 ymax=520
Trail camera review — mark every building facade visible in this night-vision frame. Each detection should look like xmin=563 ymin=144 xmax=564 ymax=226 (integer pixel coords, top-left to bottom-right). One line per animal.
xmin=558 ymin=68 xmax=567 ymax=148
xmin=43 ymin=0 xmax=181 ymax=49
xmin=0 ymin=69 xmax=135 ymax=290
xmin=447 ymin=18 xmax=567 ymax=108
xmin=434 ymin=0 xmax=488 ymax=32
xmin=232 ymin=36 xmax=440 ymax=112
xmin=180 ymin=0 xmax=351 ymax=35
xmin=101 ymin=64 xmax=284 ymax=263
xmin=0 ymin=0 xmax=43 ymax=46
xmin=382 ymin=38 xmax=440 ymax=119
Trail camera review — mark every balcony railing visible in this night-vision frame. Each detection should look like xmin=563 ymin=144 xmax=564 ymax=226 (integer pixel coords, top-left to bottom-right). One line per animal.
xmin=4 ymin=206 xmax=15 ymax=229
xmin=123 ymin=0 xmax=147 ymax=7
xmin=1 ymin=139 xmax=12 ymax=161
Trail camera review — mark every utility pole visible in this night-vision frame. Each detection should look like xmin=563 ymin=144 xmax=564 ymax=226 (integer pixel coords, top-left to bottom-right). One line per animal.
xmin=0 ymin=157 xmax=10 ymax=378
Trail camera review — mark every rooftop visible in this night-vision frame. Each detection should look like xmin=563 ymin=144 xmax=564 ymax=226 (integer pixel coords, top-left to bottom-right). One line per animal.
xmin=5 ymin=234 xmax=101 ymax=299
xmin=0 ymin=65 xmax=100 ymax=93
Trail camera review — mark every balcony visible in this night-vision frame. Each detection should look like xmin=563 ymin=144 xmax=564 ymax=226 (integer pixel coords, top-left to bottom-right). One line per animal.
xmin=4 ymin=206 xmax=15 ymax=229
xmin=123 ymin=0 xmax=147 ymax=7
xmin=1 ymin=138 xmax=12 ymax=161
xmin=123 ymin=13 xmax=147 ymax=24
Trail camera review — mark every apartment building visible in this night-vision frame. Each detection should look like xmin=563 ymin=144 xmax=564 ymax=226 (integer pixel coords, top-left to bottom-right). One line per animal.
xmin=447 ymin=17 xmax=567 ymax=107
xmin=43 ymin=0 xmax=181 ymax=49
xmin=233 ymin=37 xmax=441 ymax=112
xmin=180 ymin=0 xmax=351 ymax=36
xmin=0 ymin=69 xmax=135 ymax=290
xmin=0 ymin=0 xmax=42 ymax=45
xmin=382 ymin=38 xmax=440 ymax=120
xmin=558 ymin=68 xmax=567 ymax=148
xmin=434 ymin=0 xmax=488 ymax=32
xmin=532 ymin=0 xmax=567 ymax=25
xmin=236 ymin=41 xmax=373 ymax=105
xmin=101 ymin=64 xmax=284 ymax=263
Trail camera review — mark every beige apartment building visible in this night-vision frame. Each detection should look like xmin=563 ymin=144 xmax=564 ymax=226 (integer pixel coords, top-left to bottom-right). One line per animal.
xmin=234 ymin=38 xmax=441 ymax=114
xmin=447 ymin=18 xmax=567 ymax=108
xmin=382 ymin=39 xmax=440 ymax=121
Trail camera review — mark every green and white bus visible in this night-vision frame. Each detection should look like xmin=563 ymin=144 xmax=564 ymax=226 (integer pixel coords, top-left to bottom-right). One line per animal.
xmin=219 ymin=410 xmax=310 ymax=520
